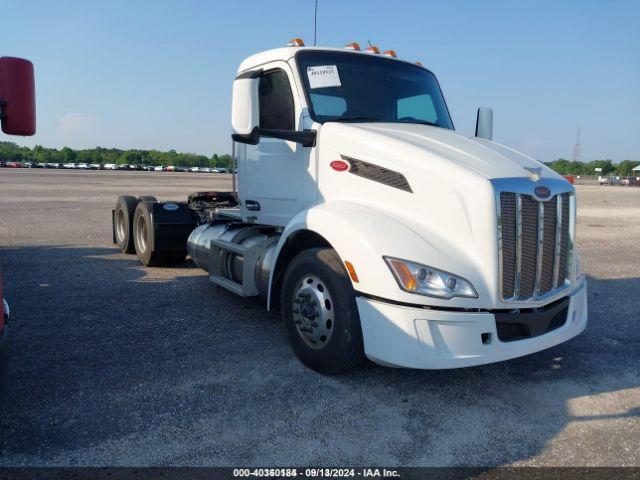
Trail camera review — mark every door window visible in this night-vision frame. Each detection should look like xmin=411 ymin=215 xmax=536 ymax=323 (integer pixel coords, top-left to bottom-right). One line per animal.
xmin=259 ymin=70 xmax=295 ymax=130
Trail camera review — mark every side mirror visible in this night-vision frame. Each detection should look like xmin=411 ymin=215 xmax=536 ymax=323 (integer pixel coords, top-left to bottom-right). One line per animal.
xmin=475 ymin=107 xmax=493 ymax=141
xmin=231 ymin=74 xmax=259 ymax=137
xmin=0 ymin=57 xmax=36 ymax=136
xmin=230 ymin=71 xmax=316 ymax=147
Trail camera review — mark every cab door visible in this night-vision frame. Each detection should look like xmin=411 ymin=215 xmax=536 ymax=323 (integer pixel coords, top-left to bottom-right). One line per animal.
xmin=237 ymin=63 xmax=303 ymax=226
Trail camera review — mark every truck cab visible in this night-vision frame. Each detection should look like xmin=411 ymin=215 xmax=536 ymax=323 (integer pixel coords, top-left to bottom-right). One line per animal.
xmin=116 ymin=41 xmax=588 ymax=374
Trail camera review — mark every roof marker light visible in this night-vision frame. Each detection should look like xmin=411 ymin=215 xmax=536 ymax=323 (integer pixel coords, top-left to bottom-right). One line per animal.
xmin=364 ymin=45 xmax=380 ymax=54
xmin=344 ymin=42 xmax=361 ymax=51
xmin=382 ymin=50 xmax=397 ymax=58
xmin=286 ymin=38 xmax=305 ymax=47
xmin=415 ymin=61 xmax=423 ymax=66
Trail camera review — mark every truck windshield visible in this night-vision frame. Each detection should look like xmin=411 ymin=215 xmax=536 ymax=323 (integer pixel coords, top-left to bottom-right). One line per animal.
xmin=297 ymin=51 xmax=454 ymax=130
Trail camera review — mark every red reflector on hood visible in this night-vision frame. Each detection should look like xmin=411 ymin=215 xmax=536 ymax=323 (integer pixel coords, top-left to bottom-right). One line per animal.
xmin=330 ymin=160 xmax=349 ymax=172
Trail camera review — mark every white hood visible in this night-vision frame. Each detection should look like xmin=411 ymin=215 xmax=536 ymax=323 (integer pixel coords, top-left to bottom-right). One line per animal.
xmin=340 ymin=122 xmax=557 ymax=181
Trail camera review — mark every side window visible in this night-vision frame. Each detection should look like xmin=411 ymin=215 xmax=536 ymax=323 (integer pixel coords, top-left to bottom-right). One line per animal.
xmin=259 ymin=70 xmax=295 ymax=130
xmin=397 ymin=94 xmax=437 ymax=123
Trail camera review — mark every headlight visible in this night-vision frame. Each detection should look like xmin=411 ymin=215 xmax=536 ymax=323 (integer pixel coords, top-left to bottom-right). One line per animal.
xmin=384 ymin=257 xmax=478 ymax=299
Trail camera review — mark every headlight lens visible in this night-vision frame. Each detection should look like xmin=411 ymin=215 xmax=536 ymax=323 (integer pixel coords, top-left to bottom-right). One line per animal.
xmin=384 ymin=257 xmax=478 ymax=299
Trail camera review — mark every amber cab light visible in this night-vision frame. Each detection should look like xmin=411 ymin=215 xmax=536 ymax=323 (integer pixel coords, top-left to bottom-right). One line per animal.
xmin=286 ymin=38 xmax=305 ymax=47
xmin=364 ymin=45 xmax=380 ymax=54
xmin=344 ymin=42 xmax=361 ymax=51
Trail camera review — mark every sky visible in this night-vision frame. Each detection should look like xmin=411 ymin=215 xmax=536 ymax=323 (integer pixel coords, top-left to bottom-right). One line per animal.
xmin=2 ymin=0 xmax=639 ymax=162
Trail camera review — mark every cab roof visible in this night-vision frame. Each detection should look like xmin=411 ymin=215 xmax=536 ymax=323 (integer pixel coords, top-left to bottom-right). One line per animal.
xmin=236 ymin=46 xmax=425 ymax=75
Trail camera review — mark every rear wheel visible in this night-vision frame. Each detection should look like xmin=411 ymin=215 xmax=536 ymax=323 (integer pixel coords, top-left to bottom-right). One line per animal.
xmin=133 ymin=202 xmax=166 ymax=266
xmin=114 ymin=195 xmax=138 ymax=253
xmin=280 ymin=248 xmax=364 ymax=374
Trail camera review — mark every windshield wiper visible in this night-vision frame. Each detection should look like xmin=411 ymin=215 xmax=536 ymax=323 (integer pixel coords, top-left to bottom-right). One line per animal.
xmin=328 ymin=115 xmax=382 ymax=123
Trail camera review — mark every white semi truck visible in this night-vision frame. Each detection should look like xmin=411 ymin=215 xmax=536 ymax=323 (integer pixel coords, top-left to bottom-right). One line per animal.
xmin=112 ymin=40 xmax=587 ymax=374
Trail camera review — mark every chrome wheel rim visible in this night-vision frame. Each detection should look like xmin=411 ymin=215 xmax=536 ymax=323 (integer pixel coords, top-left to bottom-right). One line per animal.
xmin=292 ymin=274 xmax=334 ymax=349
xmin=136 ymin=215 xmax=147 ymax=253
xmin=116 ymin=209 xmax=126 ymax=243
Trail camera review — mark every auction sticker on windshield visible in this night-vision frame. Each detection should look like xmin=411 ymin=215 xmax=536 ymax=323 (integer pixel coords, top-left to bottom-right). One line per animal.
xmin=307 ymin=65 xmax=341 ymax=89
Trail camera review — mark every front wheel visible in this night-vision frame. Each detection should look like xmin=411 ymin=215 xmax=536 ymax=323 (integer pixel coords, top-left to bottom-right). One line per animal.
xmin=280 ymin=248 xmax=364 ymax=374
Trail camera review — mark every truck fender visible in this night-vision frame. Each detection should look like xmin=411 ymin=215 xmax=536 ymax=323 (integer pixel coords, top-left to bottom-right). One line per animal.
xmin=267 ymin=201 xmax=482 ymax=310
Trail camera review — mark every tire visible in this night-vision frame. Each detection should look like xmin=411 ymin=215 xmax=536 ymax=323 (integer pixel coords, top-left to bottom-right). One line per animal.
xmin=132 ymin=202 xmax=166 ymax=267
xmin=137 ymin=195 xmax=157 ymax=203
xmin=280 ymin=248 xmax=364 ymax=374
xmin=114 ymin=195 xmax=138 ymax=253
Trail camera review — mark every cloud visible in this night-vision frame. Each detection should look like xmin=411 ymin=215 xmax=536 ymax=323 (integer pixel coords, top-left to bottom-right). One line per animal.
xmin=56 ymin=113 xmax=104 ymax=145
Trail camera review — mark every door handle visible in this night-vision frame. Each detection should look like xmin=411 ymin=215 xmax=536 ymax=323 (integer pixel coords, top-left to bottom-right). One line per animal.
xmin=245 ymin=200 xmax=261 ymax=211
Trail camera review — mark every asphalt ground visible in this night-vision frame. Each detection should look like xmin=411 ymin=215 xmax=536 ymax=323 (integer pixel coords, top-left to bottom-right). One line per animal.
xmin=0 ymin=170 xmax=638 ymax=466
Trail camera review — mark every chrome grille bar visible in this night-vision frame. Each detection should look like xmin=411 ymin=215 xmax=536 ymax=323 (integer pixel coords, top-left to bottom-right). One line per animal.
xmin=514 ymin=194 xmax=522 ymax=299
xmin=552 ymin=194 xmax=563 ymax=289
xmin=533 ymin=201 xmax=544 ymax=297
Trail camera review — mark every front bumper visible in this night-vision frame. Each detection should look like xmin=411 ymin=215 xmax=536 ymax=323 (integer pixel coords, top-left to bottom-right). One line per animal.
xmin=357 ymin=280 xmax=587 ymax=369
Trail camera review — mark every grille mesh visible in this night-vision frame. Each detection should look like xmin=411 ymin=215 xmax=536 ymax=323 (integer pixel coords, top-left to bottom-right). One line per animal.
xmin=540 ymin=198 xmax=558 ymax=294
xmin=500 ymin=191 xmax=571 ymax=301
xmin=558 ymin=193 xmax=570 ymax=283
xmin=500 ymin=193 xmax=517 ymax=298
xmin=519 ymin=196 xmax=539 ymax=298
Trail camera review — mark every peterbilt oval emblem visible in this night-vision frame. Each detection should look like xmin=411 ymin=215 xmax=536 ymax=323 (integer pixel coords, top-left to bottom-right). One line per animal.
xmin=534 ymin=186 xmax=551 ymax=199
xmin=163 ymin=203 xmax=179 ymax=211
xmin=330 ymin=160 xmax=350 ymax=172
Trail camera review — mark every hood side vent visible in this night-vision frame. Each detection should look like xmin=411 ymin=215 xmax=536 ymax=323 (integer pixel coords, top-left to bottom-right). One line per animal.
xmin=341 ymin=155 xmax=412 ymax=193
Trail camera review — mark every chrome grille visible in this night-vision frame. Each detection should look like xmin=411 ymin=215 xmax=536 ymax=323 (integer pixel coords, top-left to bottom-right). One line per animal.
xmin=499 ymin=191 xmax=571 ymax=301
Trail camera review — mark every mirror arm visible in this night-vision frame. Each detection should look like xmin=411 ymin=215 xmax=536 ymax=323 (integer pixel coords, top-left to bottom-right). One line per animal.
xmin=231 ymin=128 xmax=317 ymax=147
xmin=259 ymin=128 xmax=316 ymax=147
xmin=231 ymin=127 xmax=260 ymax=145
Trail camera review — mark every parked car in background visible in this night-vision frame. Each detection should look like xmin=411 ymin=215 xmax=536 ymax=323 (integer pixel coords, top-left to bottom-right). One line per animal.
xmin=117 ymin=164 xmax=129 ymax=170
xmin=89 ymin=164 xmax=101 ymax=170
xmin=77 ymin=163 xmax=89 ymax=169
xmin=188 ymin=166 xmax=199 ymax=172
xmin=199 ymin=167 xmax=211 ymax=173
xmin=0 ymin=161 xmax=6 ymax=168
xmin=7 ymin=162 xmax=23 ymax=168
xmin=63 ymin=163 xmax=77 ymax=169
xmin=598 ymin=176 xmax=620 ymax=186
xmin=166 ymin=165 xmax=175 ymax=172
xmin=103 ymin=163 xmax=117 ymax=170
xmin=153 ymin=165 xmax=164 ymax=171
xmin=620 ymin=177 xmax=639 ymax=187
xmin=32 ymin=162 xmax=44 ymax=168
xmin=21 ymin=161 xmax=33 ymax=168
xmin=174 ymin=166 xmax=187 ymax=172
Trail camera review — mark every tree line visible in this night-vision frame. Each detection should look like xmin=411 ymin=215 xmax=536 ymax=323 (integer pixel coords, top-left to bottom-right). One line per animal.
xmin=0 ymin=142 xmax=233 ymax=169
xmin=544 ymin=158 xmax=639 ymax=177
xmin=2 ymin=141 xmax=638 ymax=176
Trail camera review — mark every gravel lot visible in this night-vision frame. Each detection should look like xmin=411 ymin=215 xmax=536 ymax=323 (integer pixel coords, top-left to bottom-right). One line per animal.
xmin=0 ymin=170 xmax=638 ymax=466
